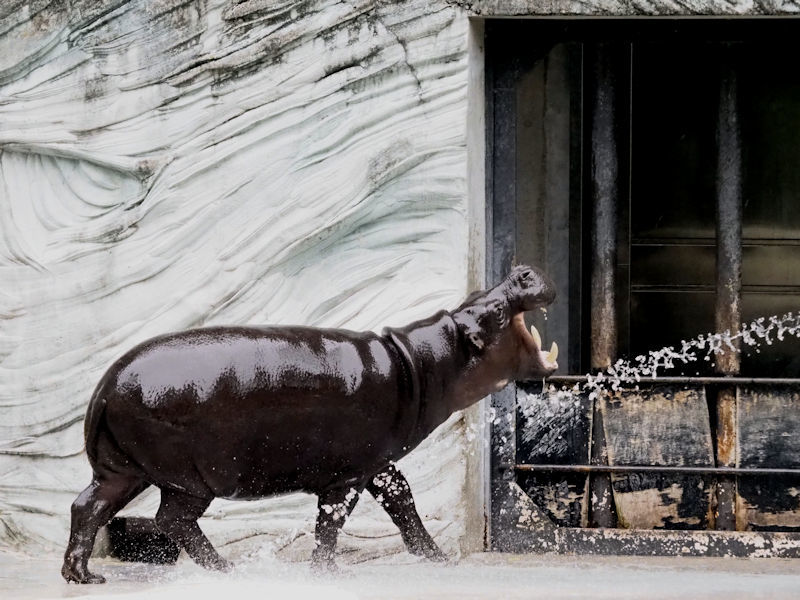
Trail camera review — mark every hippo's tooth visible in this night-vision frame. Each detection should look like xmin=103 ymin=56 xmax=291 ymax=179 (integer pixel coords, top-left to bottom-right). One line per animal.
xmin=546 ymin=341 xmax=559 ymax=363
xmin=530 ymin=324 xmax=542 ymax=348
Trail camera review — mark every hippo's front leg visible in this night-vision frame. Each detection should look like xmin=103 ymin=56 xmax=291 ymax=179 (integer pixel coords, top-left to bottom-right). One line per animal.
xmin=311 ymin=485 xmax=362 ymax=573
xmin=367 ymin=464 xmax=447 ymax=562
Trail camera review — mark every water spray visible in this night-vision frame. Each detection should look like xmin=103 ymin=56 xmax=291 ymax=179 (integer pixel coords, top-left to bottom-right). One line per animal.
xmin=517 ymin=311 xmax=800 ymax=427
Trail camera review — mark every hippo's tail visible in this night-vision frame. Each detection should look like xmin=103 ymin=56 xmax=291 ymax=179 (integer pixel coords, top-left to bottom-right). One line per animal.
xmin=83 ymin=387 xmax=107 ymax=466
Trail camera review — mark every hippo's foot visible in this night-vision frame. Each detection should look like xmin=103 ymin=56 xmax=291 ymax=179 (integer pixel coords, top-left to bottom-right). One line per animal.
xmin=310 ymin=559 xmax=337 ymax=575
xmin=204 ymin=555 xmax=235 ymax=573
xmin=192 ymin=548 xmax=234 ymax=574
xmin=420 ymin=544 xmax=449 ymax=563
xmin=61 ymin=560 xmax=106 ymax=584
xmin=406 ymin=535 xmax=448 ymax=563
xmin=310 ymin=557 xmax=343 ymax=577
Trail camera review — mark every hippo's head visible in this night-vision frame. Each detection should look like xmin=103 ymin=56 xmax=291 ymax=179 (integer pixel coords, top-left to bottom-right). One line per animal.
xmin=452 ymin=265 xmax=558 ymax=381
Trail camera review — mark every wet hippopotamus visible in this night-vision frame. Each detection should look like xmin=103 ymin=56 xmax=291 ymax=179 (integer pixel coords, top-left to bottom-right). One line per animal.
xmin=62 ymin=265 xmax=558 ymax=583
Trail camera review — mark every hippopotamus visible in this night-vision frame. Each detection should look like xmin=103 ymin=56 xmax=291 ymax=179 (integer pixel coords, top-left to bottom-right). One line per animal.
xmin=62 ymin=265 xmax=558 ymax=583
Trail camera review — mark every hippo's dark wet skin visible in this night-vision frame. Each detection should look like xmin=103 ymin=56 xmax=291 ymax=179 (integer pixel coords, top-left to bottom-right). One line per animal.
xmin=62 ymin=265 xmax=557 ymax=583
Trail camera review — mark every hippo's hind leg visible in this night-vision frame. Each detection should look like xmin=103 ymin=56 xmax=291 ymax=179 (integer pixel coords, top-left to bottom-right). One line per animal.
xmin=367 ymin=464 xmax=447 ymax=562
xmin=154 ymin=488 xmax=232 ymax=572
xmin=62 ymin=474 xmax=149 ymax=584
xmin=311 ymin=485 xmax=362 ymax=573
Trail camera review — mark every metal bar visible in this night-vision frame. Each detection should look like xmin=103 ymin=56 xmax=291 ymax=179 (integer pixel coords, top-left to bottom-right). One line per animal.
xmin=567 ymin=42 xmax=584 ymax=376
xmin=715 ymin=51 xmax=743 ymax=532
xmin=632 ymin=238 xmax=800 ymax=247
xmin=588 ymin=405 xmax=616 ymax=527
xmin=589 ymin=43 xmax=619 ymax=371
xmin=716 ymin=387 xmax=737 ymax=530
xmin=537 ymin=376 xmax=800 ymax=386
xmin=715 ymin=57 xmax=743 ymax=376
xmin=541 ymin=528 xmax=800 ymax=559
xmin=587 ymin=43 xmax=621 ymax=529
xmin=516 ymin=464 xmax=800 ymax=477
xmin=486 ymin=30 xmax=522 ymax=551
xmin=490 ymin=87 xmax=517 ymax=287
xmin=630 ymin=285 xmax=800 ymax=294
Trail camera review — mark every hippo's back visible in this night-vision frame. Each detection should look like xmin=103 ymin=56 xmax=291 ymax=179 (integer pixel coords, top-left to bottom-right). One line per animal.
xmin=88 ymin=326 xmax=410 ymax=498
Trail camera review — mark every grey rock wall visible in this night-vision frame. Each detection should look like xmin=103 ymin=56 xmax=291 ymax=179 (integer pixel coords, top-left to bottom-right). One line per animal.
xmin=0 ymin=0 xmax=472 ymax=561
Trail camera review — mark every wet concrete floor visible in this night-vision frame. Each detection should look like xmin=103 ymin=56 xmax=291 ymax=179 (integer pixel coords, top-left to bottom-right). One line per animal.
xmin=2 ymin=551 xmax=799 ymax=599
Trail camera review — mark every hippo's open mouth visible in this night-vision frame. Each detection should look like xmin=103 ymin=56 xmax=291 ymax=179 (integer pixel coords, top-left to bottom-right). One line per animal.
xmin=512 ymin=313 xmax=558 ymax=372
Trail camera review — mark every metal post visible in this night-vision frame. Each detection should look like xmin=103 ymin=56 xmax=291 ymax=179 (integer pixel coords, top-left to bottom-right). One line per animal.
xmin=590 ymin=44 xmax=619 ymax=371
xmin=714 ymin=54 xmax=742 ymax=531
xmin=487 ymin=33 xmax=522 ymax=548
xmin=588 ymin=43 xmax=620 ymax=529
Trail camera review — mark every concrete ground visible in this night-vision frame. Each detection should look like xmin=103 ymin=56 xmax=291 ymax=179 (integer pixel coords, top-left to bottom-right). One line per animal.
xmin=3 ymin=551 xmax=800 ymax=600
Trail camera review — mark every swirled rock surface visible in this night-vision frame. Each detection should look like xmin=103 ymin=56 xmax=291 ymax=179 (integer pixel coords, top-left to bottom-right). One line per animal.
xmin=0 ymin=0 xmax=470 ymax=559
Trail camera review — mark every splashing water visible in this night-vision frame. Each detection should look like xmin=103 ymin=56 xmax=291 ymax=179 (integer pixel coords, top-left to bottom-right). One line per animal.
xmin=516 ymin=311 xmax=800 ymax=428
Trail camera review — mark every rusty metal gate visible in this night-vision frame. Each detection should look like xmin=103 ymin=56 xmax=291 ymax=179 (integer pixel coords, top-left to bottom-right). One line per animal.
xmin=485 ymin=18 xmax=800 ymax=556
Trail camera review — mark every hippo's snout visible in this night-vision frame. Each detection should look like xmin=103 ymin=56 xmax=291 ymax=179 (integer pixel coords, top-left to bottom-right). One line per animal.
xmin=502 ymin=265 xmax=559 ymax=378
xmin=515 ymin=265 xmax=557 ymax=310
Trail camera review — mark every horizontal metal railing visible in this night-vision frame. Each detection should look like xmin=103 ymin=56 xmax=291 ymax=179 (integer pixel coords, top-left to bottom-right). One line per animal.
xmin=542 ymin=375 xmax=800 ymax=386
xmin=515 ymin=464 xmax=800 ymax=477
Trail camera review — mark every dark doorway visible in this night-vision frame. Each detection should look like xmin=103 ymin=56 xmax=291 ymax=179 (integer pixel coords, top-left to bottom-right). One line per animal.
xmin=486 ymin=18 xmax=800 ymax=377
xmin=486 ymin=18 xmax=800 ymax=553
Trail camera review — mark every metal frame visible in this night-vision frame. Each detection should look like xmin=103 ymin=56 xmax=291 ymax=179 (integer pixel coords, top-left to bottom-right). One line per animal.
xmin=485 ymin=18 xmax=800 ymax=557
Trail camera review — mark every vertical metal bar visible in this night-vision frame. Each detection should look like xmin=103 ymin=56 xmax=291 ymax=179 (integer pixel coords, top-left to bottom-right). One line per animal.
xmin=615 ymin=44 xmax=633 ymax=361
xmin=588 ymin=43 xmax=620 ymax=529
xmin=475 ymin=17 xmax=493 ymax=553
xmin=590 ymin=44 xmax=619 ymax=371
xmin=715 ymin=59 xmax=743 ymax=375
xmin=714 ymin=52 xmax=742 ymax=532
xmin=715 ymin=388 xmax=738 ymax=530
xmin=490 ymin=384 xmax=518 ymax=548
xmin=487 ymin=31 xmax=520 ymax=548
xmin=589 ymin=406 xmax=616 ymax=528
xmin=568 ymin=43 xmax=585 ymax=375
xmin=491 ymin=86 xmax=517 ymax=286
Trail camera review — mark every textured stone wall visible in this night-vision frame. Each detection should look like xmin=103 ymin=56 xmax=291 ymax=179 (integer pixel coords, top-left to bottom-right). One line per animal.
xmin=0 ymin=0 xmax=472 ymax=560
